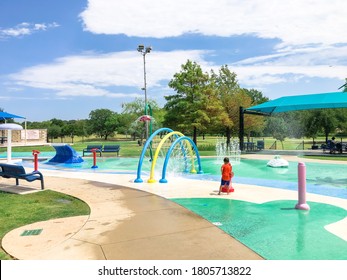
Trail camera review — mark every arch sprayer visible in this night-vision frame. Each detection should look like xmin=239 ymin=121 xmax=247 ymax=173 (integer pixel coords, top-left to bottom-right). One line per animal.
xmin=134 ymin=128 xmax=203 ymax=183
xmin=134 ymin=127 xmax=173 ymax=183
xmin=159 ymin=136 xmax=203 ymax=183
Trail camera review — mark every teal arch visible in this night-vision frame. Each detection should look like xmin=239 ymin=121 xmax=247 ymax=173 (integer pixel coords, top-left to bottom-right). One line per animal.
xmin=134 ymin=127 xmax=173 ymax=183
xmin=159 ymin=136 xmax=203 ymax=183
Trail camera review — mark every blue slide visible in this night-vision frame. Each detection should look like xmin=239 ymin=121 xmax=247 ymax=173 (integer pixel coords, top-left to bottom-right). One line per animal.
xmin=48 ymin=144 xmax=84 ymax=164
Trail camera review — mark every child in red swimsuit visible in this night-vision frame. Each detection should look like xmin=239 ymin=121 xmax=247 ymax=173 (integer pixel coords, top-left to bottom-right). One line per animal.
xmin=218 ymin=157 xmax=234 ymax=195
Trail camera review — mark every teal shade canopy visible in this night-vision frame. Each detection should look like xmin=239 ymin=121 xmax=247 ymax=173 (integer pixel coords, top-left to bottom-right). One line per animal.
xmin=246 ymin=92 xmax=347 ymax=115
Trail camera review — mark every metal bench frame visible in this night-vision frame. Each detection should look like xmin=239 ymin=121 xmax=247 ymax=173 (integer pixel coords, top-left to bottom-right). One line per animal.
xmin=0 ymin=163 xmax=44 ymax=190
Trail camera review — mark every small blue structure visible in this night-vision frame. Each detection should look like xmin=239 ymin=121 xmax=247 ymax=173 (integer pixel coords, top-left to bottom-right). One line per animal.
xmin=48 ymin=144 xmax=83 ymax=164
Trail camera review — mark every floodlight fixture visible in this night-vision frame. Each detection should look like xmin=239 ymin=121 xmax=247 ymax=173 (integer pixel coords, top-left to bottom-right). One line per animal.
xmin=145 ymin=46 xmax=152 ymax=53
xmin=137 ymin=44 xmax=144 ymax=52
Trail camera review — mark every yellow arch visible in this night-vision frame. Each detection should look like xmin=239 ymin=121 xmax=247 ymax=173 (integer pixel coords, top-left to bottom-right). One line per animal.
xmin=147 ymin=131 xmax=196 ymax=183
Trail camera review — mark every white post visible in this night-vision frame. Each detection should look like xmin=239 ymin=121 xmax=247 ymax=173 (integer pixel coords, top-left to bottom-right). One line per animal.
xmin=7 ymin=129 xmax=12 ymax=162
xmin=0 ymin=123 xmax=23 ymax=163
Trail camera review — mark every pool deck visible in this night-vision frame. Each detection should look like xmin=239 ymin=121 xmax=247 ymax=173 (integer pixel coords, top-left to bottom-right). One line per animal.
xmin=1 ymin=154 xmax=346 ymax=260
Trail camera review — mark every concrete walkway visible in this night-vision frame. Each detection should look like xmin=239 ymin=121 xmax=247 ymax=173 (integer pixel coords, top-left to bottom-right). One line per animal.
xmin=1 ymin=176 xmax=262 ymax=260
xmin=2 ymin=153 xmax=346 ymax=260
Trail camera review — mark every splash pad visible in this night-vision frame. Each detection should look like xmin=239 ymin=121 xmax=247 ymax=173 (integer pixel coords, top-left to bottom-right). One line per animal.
xmin=134 ymin=128 xmax=203 ymax=183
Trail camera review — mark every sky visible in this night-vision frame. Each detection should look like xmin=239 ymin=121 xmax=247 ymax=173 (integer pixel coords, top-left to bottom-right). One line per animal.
xmin=1 ymin=0 xmax=347 ymax=121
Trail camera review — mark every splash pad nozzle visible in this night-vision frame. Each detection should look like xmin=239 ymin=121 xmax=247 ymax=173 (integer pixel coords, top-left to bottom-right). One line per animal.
xmin=215 ymin=137 xmax=241 ymax=164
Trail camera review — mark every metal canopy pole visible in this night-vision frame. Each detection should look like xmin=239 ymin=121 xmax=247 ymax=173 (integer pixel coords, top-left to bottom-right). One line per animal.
xmin=239 ymin=106 xmax=244 ymax=151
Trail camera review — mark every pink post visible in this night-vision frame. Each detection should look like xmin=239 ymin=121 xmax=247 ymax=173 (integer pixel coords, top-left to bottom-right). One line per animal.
xmin=295 ymin=162 xmax=310 ymax=210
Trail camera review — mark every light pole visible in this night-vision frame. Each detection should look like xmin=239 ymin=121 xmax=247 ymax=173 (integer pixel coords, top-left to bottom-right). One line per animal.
xmin=137 ymin=44 xmax=152 ymax=140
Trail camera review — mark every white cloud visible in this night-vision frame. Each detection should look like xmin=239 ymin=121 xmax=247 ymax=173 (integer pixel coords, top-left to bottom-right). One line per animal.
xmin=78 ymin=0 xmax=347 ymax=92
xmin=233 ymin=45 xmax=347 ymax=86
xmin=6 ymin=0 xmax=346 ymax=104
xmin=8 ymin=45 xmax=347 ymax=100
xmin=56 ymin=84 xmax=142 ymax=99
xmin=236 ymin=45 xmax=347 ymax=67
xmin=9 ymin=50 xmax=210 ymax=98
xmin=80 ymin=0 xmax=347 ymax=46
xmin=0 ymin=22 xmax=59 ymax=38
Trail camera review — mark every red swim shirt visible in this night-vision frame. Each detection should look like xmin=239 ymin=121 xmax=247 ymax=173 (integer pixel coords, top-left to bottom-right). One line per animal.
xmin=221 ymin=163 xmax=232 ymax=181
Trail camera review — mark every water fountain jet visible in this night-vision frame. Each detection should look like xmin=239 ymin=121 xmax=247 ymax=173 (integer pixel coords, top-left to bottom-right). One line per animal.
xmin=216 ymin=137 xmax=241 ymax=164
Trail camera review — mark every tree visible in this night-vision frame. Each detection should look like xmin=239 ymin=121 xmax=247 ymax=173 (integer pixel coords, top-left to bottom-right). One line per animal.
xmin=164 ymin=60 xmax=211 ymax=144
xmin=47 ymin=125 xmax=61 ymax=143
xmin=266 ymin=116 xmax=288 ymax=149
xmin=199 ymin=84 xmax=225 ymax=138
xmin=230 ymin=90 xmax=265 ymax=141
xmin=26 ymin=120 xmax=51 ymax=129
xmin=104 ymin=113 xmax=120 ymax=140
xmin=335 ymin=108 xmax=347 ymax=133
xmin=240 ymin=88 xmax=269 ymax=140
xmin=301 ymin=111 xmax=321 ymax=143
xmin=62 ymin=120 xmax=77 ymax=143
xmin=121 ymin=98 xmax=164 ymax=141
xmin=273 ymin=111 xmax=306 ymax=139
xmin=211 ymin=66 xmax=267 ymax=145
xmin=74 ymin=119 xmax=89 ymax=142
xmin=307 ymin=109 xmax=347 ymax=142
xmin=88 ymin=109 xmax=119 ymax=140
xmin=49 ymin=118 xmax=66 ymax=142
xmin=210 ymin=65 xmax=239 ymax=146
xmin=243 ymin=88 xmax=269 ymax=105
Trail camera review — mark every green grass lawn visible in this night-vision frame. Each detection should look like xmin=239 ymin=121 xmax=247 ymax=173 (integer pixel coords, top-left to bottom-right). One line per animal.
xmin=0 ymin=190 xmax=90 ymax=260
xmin=301 ymin=155 xmax=347 ymax=161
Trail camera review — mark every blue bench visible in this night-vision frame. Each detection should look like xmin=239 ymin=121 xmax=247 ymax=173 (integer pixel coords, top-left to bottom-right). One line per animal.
xmin=102 ymin=145 xmax=120 ymax=156
xmin=256 ymin=140 xmax=264 ymax=150
xmin=322 ymin=141 xmax=347 ymax=154
xmin=82 ymin=145 xmax=102 ymax=157
xmin=0 ymin=163 xmax=44 ymax=190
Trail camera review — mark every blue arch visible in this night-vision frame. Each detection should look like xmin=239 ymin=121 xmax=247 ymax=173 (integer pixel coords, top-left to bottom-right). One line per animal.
xmin=134 ymin=127 xmax=173 ymax=183
xmin=159 ymin=136 xmax=203 ymax=183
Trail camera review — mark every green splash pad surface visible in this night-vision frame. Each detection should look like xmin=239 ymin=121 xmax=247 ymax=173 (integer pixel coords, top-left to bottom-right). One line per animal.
xmin=171 ymin=198 xmax=347 ymax=260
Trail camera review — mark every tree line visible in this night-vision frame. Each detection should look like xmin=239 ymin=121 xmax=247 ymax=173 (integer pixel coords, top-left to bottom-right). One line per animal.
xmin=3 ymin=62 xmax=347 ymax=145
